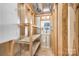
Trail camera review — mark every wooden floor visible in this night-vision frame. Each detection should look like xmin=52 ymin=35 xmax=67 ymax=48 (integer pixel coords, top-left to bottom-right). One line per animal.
xmin=15 ymin=48 xmax=54 ymax=56
xmin=36 ymin=48 xmax=54 ymax=56
xmin=15 ymin=50 xmax=30 ymax=56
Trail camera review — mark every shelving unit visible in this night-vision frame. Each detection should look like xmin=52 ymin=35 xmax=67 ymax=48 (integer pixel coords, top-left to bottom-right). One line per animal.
xmin=15 ymin=3 xmax=41 ymax=56
xmin=18 ymin=24 xmax=40 ymax=28
xmin=17 ymin=34 xmax=40 ymax=43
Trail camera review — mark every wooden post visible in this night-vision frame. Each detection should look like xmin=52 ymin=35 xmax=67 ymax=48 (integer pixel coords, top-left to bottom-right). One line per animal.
xmin=18 ymin=3 xmax=25 ymax=39
xmin=28 ymin=14 xmax=32 ymax=56
xmin=77 ymin=7 xmax=79 ymax=55
xmin=40 ymin=16 xmax=42 ymax=34
xmin=58 ymin=3 xmax=62 ymax=56
xmin=54 ymin=4 xmax=58 ymax=56
xmin=50 ymin=4 xmax=58 ymax=56
xmin=50 ymin=14 xmax=54 ymax=54
xmin=33 ymin=14 xmax=36 ymax=34
xmin=62 ymin=3 xmax=68 ymax=55
xmin=9 ymin=40 xmax=15 ymax=56
xmin=73 ymin=5 xmax=79 ymax=55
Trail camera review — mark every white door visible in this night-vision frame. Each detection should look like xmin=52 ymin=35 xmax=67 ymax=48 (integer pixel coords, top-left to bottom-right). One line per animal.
xmin=41 ymin=20 xmax=51 ymax=48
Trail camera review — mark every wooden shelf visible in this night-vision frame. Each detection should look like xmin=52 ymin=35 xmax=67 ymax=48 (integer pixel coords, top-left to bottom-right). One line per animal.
xmin=17 ymin=23 xmax=40 ymax=29
xmin=32 ymin=25 xmax=37 ymax=28
xmin=32 ymin=34 xmax=40 ymax=42
xmin=32 ymin=42 xmax=40 ymax=55
xmin=16 ymin=42 xmax=40 ymax=56
xmin=17 ymin=34 xmax=40 ymax=44
xmin=18 ymin=23 xmax=30 ymax=27
xmin=8 ymin=4 xmax=42 ymax=56
xmin=32 ymin=25 xmax=40 ymax=29
xmin=16 ymin=37 xmax=30 ymax=44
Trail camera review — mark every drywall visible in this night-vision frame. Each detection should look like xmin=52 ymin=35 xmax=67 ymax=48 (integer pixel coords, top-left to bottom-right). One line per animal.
xmin=68 ymin=5 xmax=75 ymax=55
xmin=0 ymin=5 xmax=2 ymax=25
xmin=0 ymin=25 xmax=20 ymax=44
xmin=0 ymin=3 xmax=20 ymax=25
xmin=0 ymin=3 xmax=20 ymax=43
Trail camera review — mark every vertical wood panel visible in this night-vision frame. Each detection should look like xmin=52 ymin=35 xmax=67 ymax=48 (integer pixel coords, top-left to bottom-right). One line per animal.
xmin=62 ymin=4 xmax=68 ymax=55
xmin=73 ymin=7 xmax=79 ymax=55
xmin=50 ymin=4 xmax=58 ymax=55
xmin=58 ymin=3 xmax=62 ymax=55
xmin=0 ymin=40 xmax=14 ymax=56
xmin=50 ymin=12 xmax=55 ymax=55
xmin=78 ymin=8 xmax=79 ymax=55
xmin=18 ymin=4 xmax=25 ymax=38
xmin=54 ymin=4 xmax=58 ymax=55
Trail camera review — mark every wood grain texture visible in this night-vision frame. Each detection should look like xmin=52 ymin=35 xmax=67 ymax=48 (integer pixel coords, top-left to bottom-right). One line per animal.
xmin=50 ymin=4 xmax=58 ymax=56
xmin=18 ymin=4 xmax=25 ymax=38
xmin=50 ymin=13 xmax=55 ymax=55
xmin=62 ymin=3 xmax=68 ymax=55
xmin=73 ymin=6 xmax=79 ymax=55
xmin=53 ymin=4 xmax=58 ymax=56
xmin=0 ymin=40 xmax=14 ymax=56
xmin=58 ymin=3 xmax=62 ymax=56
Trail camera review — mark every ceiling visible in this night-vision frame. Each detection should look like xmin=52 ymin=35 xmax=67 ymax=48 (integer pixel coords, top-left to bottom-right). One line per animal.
xmin=31 ymin=3 xmax=53 ymax=14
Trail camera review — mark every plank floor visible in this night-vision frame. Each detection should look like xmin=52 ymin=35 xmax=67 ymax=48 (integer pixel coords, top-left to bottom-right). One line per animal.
xmin=36 ymin=48 xmax=54 ymax=56
xmin=15 ymin=48 xmax=54 ymax=56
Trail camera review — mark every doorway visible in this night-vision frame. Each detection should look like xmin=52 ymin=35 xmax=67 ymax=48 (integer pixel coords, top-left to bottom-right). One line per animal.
xmin=41 ymin=20 xmax=51 ymax=48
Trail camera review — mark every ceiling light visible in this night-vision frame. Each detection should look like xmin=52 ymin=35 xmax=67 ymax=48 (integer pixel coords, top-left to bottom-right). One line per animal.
xmin=43 ymin=8 xmax=50 ymax=12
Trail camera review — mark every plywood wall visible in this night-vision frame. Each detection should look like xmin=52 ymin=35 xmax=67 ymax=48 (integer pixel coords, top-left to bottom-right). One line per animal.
xmin=0 ymin=3 xmax=20 ymax=42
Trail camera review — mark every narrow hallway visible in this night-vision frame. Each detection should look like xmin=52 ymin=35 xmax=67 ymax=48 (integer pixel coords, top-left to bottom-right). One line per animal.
xmin=0 ymin=3 xmax=79 ymax=56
